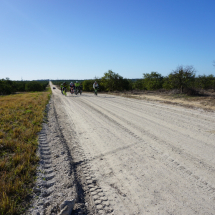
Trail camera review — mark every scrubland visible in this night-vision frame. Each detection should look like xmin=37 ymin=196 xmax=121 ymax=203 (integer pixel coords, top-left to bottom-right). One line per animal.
xmin=0 ymin=90 xmax=51 ymax=214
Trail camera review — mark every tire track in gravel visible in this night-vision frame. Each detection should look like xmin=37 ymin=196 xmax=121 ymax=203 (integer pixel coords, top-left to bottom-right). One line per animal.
xmin=38 ymin=130 xmax=56 ymax=200
xmin=89 ymin=94 xmax=215 ymax=132
xmin=60 ymin=94 xmax=215 ymax=214
xmin=80 ymin=95 xmax=215 ymax=146
xmin=101 ymin=94 xmax=215 ymax=122
xmin=54 ymin=93 xmax=114 ymax=214
xmin=78 ymin=96 xmax=215 ymax=172
xmin=71 ymin=96 xmax=215 ymax=200
xmin=79 ymin=95 xmax=215 ymax=178
xmin=52 ymin=98 xmax=89 ymax=215
xmin=50 ymin=85 xmax=215 ymax=214
xmin=61 ymin=96 xmax=144 ymax=214
xmin=81 ymin=95 xmax=215 ymax=141
xmin=29 ymin=99 xmax=80 ymax=215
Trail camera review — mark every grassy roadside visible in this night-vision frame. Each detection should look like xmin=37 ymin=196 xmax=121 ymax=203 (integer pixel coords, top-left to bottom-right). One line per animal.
xmin=0 ymin=89 xmax=51 ymax=215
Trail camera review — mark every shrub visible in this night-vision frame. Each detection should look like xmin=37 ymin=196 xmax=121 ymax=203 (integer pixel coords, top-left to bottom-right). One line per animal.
xmin=25 ymin=81 xmax=44 ymax=91
xmin=168 ymin=65 xmax=196 ymax=93
xmin=100 ymin=70 xmax=130 ymax=91
xmin=82 ymin=80 xmax=94 ymax=91
xmin=195 ymin=74 xmax=215 ymax=90
xmin=142 ymin=72 xmax=163 ymax=90
xmin=132 ymin=79 xmax=145 ymax=90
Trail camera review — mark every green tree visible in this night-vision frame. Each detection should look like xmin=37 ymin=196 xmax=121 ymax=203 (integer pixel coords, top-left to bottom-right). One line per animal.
xmin=0 ymin=78 xmax=14 ymax=95
xmin=143 ymin=72 xmax=163 ymax=90
xmin=132 ymin=79 xmax=145 ymax=90
xmin=101 ymin=70 xmax=129 ymax=91
xmin=162 ymin=77 xmax=172 ymax=90
xmin=25 ymin=81 xmax=44 ymax=91
xmin=168 ymin=66 xmax=196 ymax=93
xmin=82 ymin=80 xmax=94 ymax=91
xmin=195 ymin=74 xmax=215 ymax=89
xmin=13 ymin=81 xmax=26 ymax=91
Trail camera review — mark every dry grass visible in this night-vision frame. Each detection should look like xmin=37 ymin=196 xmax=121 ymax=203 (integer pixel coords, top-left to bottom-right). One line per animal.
xmin=108 ymin=90 xmax=215 ymax=111
xmin=0 ymin=90 xmax=51 ymax=215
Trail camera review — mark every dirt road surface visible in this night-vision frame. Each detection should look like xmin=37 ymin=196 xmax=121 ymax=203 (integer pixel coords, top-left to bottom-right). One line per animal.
xmin=34 ymin=83 xmax=215 ymax=215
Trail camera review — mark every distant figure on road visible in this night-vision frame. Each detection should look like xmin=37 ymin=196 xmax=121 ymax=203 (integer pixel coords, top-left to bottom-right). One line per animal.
xmin=75 ymin=81 xmax=80 ymax=92
xmin=93 ymin=81 xmax=99 ymax=95
xmin=70 ymin=82 xmax=75 ymax=93
xmin=61 ymin=82 xmax=67 ymax=94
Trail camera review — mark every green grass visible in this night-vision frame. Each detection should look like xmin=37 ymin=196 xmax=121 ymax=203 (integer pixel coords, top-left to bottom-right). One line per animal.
xmin=0 ymin=89 xmax=51 ymax=215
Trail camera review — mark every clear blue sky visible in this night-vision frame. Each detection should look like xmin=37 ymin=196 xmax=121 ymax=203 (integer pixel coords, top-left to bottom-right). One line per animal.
xmin=0 ymin=0 xmax=215 ymax=80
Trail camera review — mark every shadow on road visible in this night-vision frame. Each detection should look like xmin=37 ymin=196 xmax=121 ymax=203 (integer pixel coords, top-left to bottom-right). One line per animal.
xmin=88 ymin=142 xmax=140 ymax=162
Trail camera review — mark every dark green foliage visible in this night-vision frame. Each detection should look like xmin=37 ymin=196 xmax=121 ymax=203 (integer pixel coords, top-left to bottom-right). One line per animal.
xmin=132 ymin=79 xmax=145 ymax=90
xmin=82 ymin=80 xmax=94 ymax=91
xmin=142 ymin=72 xmax=163 ymax=90
xmin=0 ymin=78 xmax=14 ymax=95
xmin=25 ymin=81 xmax=44 ymax=91
xmin=162 ymin=77 xmax=172 ymax=90
xmin=195 ymin=74 xmax=215 ymax=89
xmin=13 ymin=82 xmax=26 ymax=92
xmin=100 ymin=70 xmax=130 ymax=91
xmin=126 ymin=79 xmax=133 ymax=90
xmin=0 ymin=79 xmax=48 ymax=95
xmin=167 ymin=66 xmax=196 ymax=93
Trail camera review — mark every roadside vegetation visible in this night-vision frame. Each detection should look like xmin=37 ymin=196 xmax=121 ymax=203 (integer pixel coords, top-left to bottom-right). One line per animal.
xmin=0 ymin=89 xmax=51 ymax=215
xmin=51 ymin=65 xmax=215 ymax=95
xmin=0 ymin=79 xmax=49 ymax=95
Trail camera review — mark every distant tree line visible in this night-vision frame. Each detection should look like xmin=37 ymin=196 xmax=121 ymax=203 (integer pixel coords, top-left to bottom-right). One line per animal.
xmin=134 ymin=66 xmax=215 ymax=94
xmin=81 ymin=67 xmax=215 ymax=94
xmin=0 ymin=78 xmax=49 ymax=95
xmin=52 ymin=65 xmax=215 ymax=95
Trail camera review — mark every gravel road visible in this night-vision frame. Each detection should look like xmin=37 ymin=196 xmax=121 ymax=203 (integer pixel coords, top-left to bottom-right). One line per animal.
xmin=30 ymin=83 xmax=215 ymax=215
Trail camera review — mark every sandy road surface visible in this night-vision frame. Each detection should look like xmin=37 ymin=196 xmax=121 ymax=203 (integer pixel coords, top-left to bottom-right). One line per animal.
xmin=50 ymin=83 xmax=215 ymax=214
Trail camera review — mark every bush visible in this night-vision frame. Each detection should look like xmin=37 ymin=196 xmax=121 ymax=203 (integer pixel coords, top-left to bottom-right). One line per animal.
xmin=162 ymin=77 xmax=172 ymax=90
xmin=0 ymin=78 xmax=14 ymax=95
xmin=100 ymin=70 xmax=130 ymax=91
xmin=168 ymin=65 xmax=196 ymax=93
xmin=25 ymin=81 xmax=44 ymax=92
xmin=132 ymin=79 xmax=145 ymax=90
xmin=142 ymin=72 xmax=163 ymax=90
xmin=195 ymin=74 xmax=215 ymax=90
xmin=82 ymin=80 xmax=94 ymax=91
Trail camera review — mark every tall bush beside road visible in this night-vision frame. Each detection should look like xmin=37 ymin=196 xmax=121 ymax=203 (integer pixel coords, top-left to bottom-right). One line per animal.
xmin=82 ymin=80 xmax=94 ymax=91
xmin=167 ymin=66 xmax=196 ymax=93
xmin=0 ymin=90 xmax=51 ymax=215
xmin=142 ymin=72 xmax=164 ymax=90
xmin=100 ymin=70 xmax=130 ymax=91
xmin=0 ymin=78 xmax=14 ymax=95
xmin=132 ymin=79 xmax=145 ymax=90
